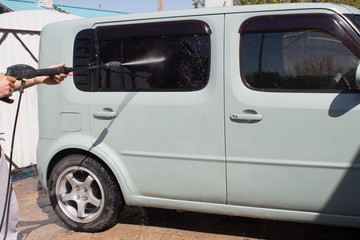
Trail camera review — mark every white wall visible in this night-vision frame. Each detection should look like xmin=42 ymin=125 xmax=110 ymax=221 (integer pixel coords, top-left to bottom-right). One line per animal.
xmin=0 ymin=10 xmax=81 ymax=169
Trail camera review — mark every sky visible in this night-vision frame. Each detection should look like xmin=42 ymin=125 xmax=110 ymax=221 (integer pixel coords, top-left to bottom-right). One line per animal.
xmin=57 ymin=0 xmax=195 ymax=13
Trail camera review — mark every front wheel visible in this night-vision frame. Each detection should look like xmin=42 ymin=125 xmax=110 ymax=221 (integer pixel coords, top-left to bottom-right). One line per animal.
xmin=48 ymin=154 xmax=123 ymax=232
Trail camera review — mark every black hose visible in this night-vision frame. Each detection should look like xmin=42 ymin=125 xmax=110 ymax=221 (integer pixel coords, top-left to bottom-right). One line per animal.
xmin=0 ymin=81 xmax=25 ymax=240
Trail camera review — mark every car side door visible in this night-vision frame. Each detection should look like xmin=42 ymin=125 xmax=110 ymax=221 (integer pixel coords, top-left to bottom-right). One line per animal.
xmin=225 ymin=11 xmax=360 ymax=216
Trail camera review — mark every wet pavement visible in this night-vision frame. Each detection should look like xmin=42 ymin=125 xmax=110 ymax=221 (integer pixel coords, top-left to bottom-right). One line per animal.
xmin=13 ymin=176 xmax=360 ymax=240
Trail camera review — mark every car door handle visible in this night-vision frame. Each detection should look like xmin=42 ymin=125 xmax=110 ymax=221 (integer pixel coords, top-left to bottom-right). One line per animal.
xmin=93 ymin=109 xmax=118 ymax=119
xmin=230 ymin=112 xmax=263 ymax=122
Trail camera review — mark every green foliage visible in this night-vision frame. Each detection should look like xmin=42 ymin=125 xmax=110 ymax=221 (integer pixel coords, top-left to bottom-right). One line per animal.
xmin=193 ymin=0 xmax=205 ymax=8
xmin=193 ymin=0 xmax=360 ymax=8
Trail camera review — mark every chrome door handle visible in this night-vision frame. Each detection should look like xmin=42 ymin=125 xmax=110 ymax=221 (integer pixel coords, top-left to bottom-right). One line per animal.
xmin=93 ymin=109 xmax=118 ymax=119
xmin=230 ymin=112 xmax=262 ymax=122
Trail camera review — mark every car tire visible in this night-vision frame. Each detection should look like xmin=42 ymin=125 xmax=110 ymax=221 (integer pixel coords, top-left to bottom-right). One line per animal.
xmin=48 ymin=154 xmax=123 ymax=232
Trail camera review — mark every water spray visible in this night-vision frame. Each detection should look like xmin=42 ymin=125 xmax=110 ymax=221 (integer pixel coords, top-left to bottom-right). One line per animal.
xmin=121 ymin=57 xmax=166 ymax=66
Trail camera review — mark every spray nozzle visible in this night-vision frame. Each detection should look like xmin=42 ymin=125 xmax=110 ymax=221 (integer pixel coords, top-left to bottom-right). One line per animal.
xmin=87 ymin=61 xmax=122 ymax=71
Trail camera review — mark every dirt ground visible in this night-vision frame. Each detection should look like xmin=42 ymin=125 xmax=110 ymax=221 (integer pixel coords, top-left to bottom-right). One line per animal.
xmin=13 ymin=176 xmax=360 ymax=240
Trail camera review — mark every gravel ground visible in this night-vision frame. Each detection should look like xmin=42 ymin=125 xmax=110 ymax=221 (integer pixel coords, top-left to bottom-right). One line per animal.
xmin=13 ymin=176 xmax=360 ymax=240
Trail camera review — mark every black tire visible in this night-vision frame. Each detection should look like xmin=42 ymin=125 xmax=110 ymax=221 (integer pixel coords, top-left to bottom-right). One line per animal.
xmin=48 ymin=154 xmax=123 ymax=232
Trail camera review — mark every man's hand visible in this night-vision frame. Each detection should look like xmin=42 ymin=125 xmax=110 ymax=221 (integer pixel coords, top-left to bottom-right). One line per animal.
xmin=1 ymin=63 xmax=73 ymax=98
xmin=0 ymin=75 xmax=16 ymax=98
xmin=35 ymin=63 xmax=73 ymax=85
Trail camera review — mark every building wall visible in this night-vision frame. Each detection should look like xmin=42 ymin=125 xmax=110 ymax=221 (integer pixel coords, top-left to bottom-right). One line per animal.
xmin=0 ymin=10 xmax=81 ymax=169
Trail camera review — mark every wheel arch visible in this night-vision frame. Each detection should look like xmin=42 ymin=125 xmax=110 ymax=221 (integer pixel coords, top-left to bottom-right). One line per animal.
xmin=46 ymin=148 xmax=126 ymax=205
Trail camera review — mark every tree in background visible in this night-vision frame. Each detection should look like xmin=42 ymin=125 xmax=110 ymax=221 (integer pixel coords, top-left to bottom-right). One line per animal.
xmin=193 ymin=0 xmax=360 ymax=8
xmin=193 ymin=0 xmax=205 ymax=8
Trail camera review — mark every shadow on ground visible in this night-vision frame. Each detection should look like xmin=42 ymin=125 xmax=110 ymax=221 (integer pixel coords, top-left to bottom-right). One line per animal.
xmin=15 ymin=177 xmax=360 ymax=240
xmin=119 ymin=205 xmax=360 ymax=240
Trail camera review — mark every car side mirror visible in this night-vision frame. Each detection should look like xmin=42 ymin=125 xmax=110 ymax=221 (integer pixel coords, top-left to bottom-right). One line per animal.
xmin=356 ymin=61 xmax=360 ymax=89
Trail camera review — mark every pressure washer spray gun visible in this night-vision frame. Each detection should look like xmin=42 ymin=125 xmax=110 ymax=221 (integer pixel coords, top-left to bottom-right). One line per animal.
xmin=0 ymin=62 xmax=123 ymax=104
xmin=0 ymin=64 xmax=74 ymax=104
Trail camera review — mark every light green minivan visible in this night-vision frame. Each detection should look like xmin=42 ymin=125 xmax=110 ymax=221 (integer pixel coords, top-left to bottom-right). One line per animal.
xmin=37 ymin=3 xmax=360 ymax=231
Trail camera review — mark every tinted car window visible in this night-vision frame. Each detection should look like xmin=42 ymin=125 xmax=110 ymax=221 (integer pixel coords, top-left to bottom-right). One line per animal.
xmin=240 ymin=14 xmax=360 ymax=92
xmin=242 ymin=30 xmax=359 ymax=91
xmin=96 ymin=21 xmax=211 ymax=92
xmin=354 ymin=15 xmax=360 ymax=27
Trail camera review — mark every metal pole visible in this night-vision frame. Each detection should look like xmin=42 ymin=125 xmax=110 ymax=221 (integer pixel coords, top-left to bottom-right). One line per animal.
xmin=158 ymin=0 xmax=164 ymax=11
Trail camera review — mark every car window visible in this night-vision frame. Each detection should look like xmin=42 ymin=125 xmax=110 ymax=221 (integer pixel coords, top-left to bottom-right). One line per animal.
xmin=96 ymin=21 xmax=211 ymax=92
xmin=242 ymin=30 xmax=359 ymax=91
xmin=354 ymin=15 xmax=360 ymax=27
xmin=240 ymin=14 xmax=360 ymax=92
